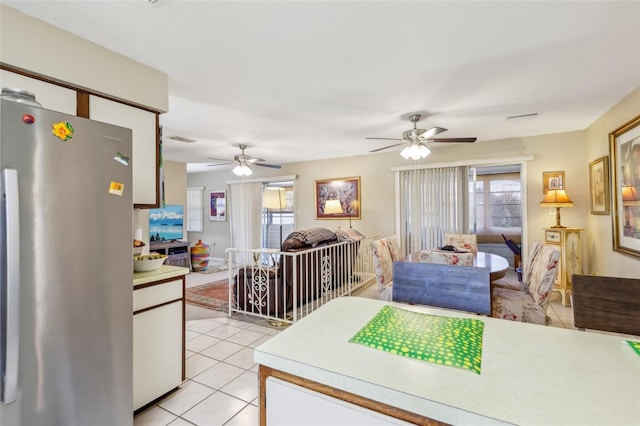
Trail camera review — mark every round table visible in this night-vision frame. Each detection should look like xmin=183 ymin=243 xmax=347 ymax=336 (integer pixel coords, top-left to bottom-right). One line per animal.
xmin=407 ymin=251 xmax=509 ymax=282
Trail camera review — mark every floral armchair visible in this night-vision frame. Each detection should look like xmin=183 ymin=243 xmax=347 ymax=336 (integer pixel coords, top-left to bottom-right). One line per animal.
xmin=443 ymin=233 xmax=478 ymax=253
xmin=385 ymin=235 xmax=404 ymax=262
xmin=491 ymin=242 xmax=560 ymax=325
xmin=418 ymin=250 xmax=474 ymax=266
xmin=370 ymin=239 xmax=394 ymax=301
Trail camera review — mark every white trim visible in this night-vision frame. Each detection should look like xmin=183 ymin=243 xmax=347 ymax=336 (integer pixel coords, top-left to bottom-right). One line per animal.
xmin=187 ymin=186 xmax=205 ymax=190
xmin=390 ymin=155 xmax=534 ymax=172
xmin=226 ymin=174 xmax=297 ymax=184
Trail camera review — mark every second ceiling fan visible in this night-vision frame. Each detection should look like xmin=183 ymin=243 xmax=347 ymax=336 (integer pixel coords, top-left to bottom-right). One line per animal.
xmin=366 ymin=114 xmax=477 ymax=159
xmin=208 ymin=144 xmax=281 ymax=176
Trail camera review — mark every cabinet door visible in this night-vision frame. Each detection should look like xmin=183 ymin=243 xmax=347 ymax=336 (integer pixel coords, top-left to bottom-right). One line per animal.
xmin=565 ymin=232 xmax=582 ymax=285
xmin=1 ymin=70 xmax=76 ymax=114
xmin=89 ymin=96 xmax=158 ymax=206
xmin=133 ymin=300 xmax=183 ymax=410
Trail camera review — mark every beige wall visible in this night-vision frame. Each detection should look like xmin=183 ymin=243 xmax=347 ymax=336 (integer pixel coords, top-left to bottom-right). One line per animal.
xmin=187 ymin=87 xmax=640 ymax=276
xmin=585 ymin=86 xmax=640 ymax=278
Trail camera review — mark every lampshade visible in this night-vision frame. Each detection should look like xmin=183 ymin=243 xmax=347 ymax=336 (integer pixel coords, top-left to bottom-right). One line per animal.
xmin=622 ymin=185 xmax=640 ymax=205
xmin=539 ymin=189 xmax=574 ymax=207
xmin=263 ymin=187 xmax=286 ymax=209
xmin=323 ymin=199 xmax=343 ymax=214
xmin=540 ymin=189 xmax=573 ymax=228
xmin=233 ymin=162 xmax=252 ymax=176
xmin=400 ymin=142 xmax=431 ymax=160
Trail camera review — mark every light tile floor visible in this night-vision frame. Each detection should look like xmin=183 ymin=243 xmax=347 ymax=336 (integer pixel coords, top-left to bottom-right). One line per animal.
xmin=133 ymin=269 xmax=618 ymax=426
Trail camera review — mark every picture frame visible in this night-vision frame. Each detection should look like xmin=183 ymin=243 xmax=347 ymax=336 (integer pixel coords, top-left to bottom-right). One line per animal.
xmin=588 ymin=156 xmax=610 ymax=215
xmin=610 ymin=114 xmax=640 ymax=258
xmin=209 ymin=190 xmax=226 ymax=221
xmin=542 ymin=171 xmax=565 ymax=193
xmin=315 ymin=176 xmax=361 ymax=220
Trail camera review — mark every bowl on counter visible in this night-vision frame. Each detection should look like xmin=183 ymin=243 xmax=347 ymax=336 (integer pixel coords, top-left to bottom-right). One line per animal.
xmin=133 ymin=254 xmax=167 ymax=272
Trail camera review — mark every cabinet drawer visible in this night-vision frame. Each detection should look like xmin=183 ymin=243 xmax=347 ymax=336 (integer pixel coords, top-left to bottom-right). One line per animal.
xmin=134 ymin=279 xmax=183 ymax=312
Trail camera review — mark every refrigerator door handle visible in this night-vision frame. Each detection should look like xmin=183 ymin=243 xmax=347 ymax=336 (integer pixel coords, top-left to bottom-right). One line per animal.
xmin=2 ymin=169 xmax=20 ymax=404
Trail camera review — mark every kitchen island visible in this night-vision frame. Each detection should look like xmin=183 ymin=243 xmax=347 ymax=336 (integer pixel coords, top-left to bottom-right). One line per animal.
xmin=254 ymin=297 xmax=640 ymax=425
xmin=133 ymin=265 xmax=189 ymax=411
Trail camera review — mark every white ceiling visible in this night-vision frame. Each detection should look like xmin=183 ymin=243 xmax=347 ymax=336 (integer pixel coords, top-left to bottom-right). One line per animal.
xmin=6 ymin=1 xmax=640 ymax=173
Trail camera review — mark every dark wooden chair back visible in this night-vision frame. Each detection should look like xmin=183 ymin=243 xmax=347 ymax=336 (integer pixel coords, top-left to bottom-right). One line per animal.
xmin=572 ymin=274 xmax=640 ymax=336
xmin=392 ymin=261 xmax=490 ymax=314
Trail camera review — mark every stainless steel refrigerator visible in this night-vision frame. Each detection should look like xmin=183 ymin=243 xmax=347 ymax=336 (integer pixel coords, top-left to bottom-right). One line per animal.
xmin=0 ymin=99 xmax=133 ymax=425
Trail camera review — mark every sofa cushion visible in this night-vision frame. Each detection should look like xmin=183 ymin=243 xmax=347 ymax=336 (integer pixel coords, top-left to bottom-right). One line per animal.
xmin=335 ymin=228 xmax=365 ymax=242
xmin=285 ymin=227 xmax=336 ymax=247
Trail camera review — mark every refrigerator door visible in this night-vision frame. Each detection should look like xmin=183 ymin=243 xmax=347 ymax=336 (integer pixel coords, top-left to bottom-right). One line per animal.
xmin=1 ymin=100 xmax=133 ymax=426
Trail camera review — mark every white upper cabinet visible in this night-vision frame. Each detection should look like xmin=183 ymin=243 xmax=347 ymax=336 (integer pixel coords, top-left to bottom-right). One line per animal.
xmin=89 ymin=96 xmax=158 ymax=206
xmin=1 ymin=70 xmax=76 ymax=115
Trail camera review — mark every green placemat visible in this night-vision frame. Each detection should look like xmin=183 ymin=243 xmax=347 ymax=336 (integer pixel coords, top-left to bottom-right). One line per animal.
xmin=349 ymin=305 xmax=484 ymax=374
xmin=627 ymin=340 xmax=640 ymax=357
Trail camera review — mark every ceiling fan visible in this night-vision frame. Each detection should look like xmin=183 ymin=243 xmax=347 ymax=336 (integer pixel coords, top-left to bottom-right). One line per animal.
xmin=207 ymin=144 xmax=281 ymax=176
xmin=366 ymin=114 xmax=477 ymax=159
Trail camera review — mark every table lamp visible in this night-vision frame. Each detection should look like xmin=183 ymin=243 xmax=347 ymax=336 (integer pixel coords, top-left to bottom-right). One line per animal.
xmin=323 ymin=199 xmax=343 ymax=215
xmin=622 ymin=185 xmax=639 ymax=230
xmin=540 ymin=189 xmax=573 ymax=228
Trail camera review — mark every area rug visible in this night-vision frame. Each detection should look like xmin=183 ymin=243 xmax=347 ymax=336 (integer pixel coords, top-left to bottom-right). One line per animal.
xmin=186 ymin=279 xmax=229 ymax=310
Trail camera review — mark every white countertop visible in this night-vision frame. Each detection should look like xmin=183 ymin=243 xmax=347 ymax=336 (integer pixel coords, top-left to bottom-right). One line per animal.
xmin=133 ymin=265 xmax=189 ymax=287
xmin=254 ymin=297 xmax=640 ymax=426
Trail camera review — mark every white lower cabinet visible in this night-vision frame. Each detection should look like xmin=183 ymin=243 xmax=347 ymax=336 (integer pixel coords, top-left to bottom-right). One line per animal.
xmin=133 ymin=279 xmax=184 ymax=411
xmin=266 ymin=378 xmax=413 ymax=425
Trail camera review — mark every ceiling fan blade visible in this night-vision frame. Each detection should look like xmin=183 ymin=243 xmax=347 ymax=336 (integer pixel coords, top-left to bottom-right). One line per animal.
xmin=253 ymin=163 xmax=282 ymax=169
xmin=422 ymin=127 xmax=448 ymax=139
xmin=365 ymin=137 xmax=404 ymax=141
xmin=428 ymin=137 xmax=477 ymax=143
xmin=369 ymin=142 xmax=405 ymax=153
xmin=207 ymin=162 xmax=233 ymax=167
xmin=207 ymin=157 xmax=232 ymax=163
xmin=247 ymin=158 xmax=266 ymax=163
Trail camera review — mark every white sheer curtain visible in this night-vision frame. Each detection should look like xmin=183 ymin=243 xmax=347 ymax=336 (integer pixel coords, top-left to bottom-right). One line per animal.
xmin=229 ymin=182 xmax=263 ymax=264
xmin=398 ymin=166 xmax=469 ymax=255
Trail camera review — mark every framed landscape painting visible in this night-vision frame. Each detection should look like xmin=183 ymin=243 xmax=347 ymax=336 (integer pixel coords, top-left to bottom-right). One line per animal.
xmin=589 ymin=156 xmax=610 ymax=215
xmin=542 ymin=171 xmax=564 ymax=193
xmin=610 ymin=114 xmax=640 ymax=258
xmin=315 ymin=176 xmax=361 ymax=220
xmin=209 ymin=190 xmax=226 ymax=221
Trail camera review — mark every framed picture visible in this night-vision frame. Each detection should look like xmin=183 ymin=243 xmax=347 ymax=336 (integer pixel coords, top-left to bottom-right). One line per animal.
xmin=209 ymin=190 xmax=226 ymax=221
xmin=542 ymin=171 xmax=564 ymax=193
xmin=610 ymin=114 xmax=640 ymax=258
xmin=315 ymin=176 xmax=361 ymax=219
xmin=589 ymin=156 xmax=610 ymax=215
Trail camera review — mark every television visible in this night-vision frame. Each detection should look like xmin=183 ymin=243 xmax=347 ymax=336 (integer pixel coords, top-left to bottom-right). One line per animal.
xmin=149 ymin=205 xmax=184 ymax=242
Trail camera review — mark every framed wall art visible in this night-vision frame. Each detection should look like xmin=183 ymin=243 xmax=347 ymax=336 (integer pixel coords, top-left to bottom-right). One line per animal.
xmin=315 ymin=176 xmax=361 ymax=220
xmin=209 ymin=190 xmax=226 ymax=221
xmin=610 ymin=114 xmax=640 ymax=258
xmin=542 ymin=171 xmax=564 ymax=193
xmin=588 ymin=156 xmax=610 ymax=215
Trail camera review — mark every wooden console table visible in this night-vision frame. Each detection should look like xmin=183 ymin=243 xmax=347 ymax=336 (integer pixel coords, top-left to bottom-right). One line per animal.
xmin=149 ymin=240 xmax=191 ymax=268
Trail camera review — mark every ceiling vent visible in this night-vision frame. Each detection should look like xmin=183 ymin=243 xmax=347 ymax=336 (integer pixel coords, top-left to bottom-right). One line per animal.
xmin=507 ymin=113 xmax=539 ymax=121
xmin=167 ymin=135 xmax=196 ymax=143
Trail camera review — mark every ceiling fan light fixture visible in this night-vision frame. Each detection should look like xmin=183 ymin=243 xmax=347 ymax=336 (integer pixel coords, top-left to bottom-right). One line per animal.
xmin=233 ymin=162 xmax=253 ymax=176
xmin=401 ymin=143 xmax=431 ymax=160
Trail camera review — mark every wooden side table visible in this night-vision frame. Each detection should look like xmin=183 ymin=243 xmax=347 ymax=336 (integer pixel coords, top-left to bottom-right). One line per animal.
xmin=544 ymin=227 xmax=583 ymax=307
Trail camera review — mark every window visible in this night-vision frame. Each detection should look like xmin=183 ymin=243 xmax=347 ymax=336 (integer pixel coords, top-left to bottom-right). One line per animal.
xmin=470 ymin=172 xmax=521 ymax=236
xmin=262 ymin=181 xmax=295 ymax=249
xmin=186 ymin=186 xmax=204 ymax=232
